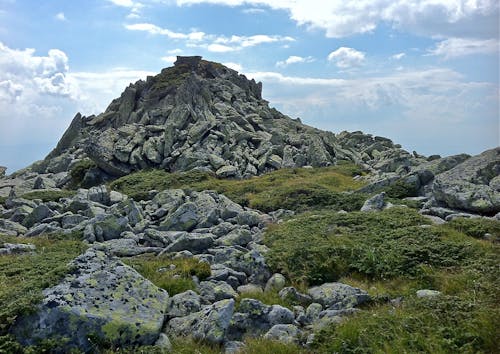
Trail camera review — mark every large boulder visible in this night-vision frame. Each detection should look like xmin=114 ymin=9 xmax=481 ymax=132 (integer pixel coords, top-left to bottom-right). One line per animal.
xmin=12 ymin=249 xmax=169 ymax=352
xmin=307 ymin=282 xmax=370 ymax=310
xmin=433 ymin=148 xmax=500 ymax=214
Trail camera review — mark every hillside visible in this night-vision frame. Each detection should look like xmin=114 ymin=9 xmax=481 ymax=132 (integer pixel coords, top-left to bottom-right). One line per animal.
xmin=0 ymin=57 xmax=499 ymax=353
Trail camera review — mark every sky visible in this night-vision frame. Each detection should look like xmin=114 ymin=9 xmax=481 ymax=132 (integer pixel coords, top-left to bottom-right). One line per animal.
xmin=0 ymin=0 xmax=499 ymax=173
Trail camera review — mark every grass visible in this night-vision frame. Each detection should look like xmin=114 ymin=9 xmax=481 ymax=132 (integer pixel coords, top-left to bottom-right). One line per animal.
xmin=263 ymin=207 xmax=500 ymax=353
xmin=0 ymin=233 xmax=86 ymax=352
xmin=236 ymin=290 xmax=294 ymax=310
xmin=122 ymin=255 xmax=211 ymax=296
xmin=109 ymin=163 xmax=367 ymax=212
xmin=264 ymin=207 xmax=489 ymax=285
xmin=447 ymin=217 xmax=500 ymax=239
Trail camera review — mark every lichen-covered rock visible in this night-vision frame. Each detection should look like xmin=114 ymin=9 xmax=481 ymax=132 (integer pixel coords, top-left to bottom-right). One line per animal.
xmin=11 ymin=249 xmax=169 ymax=352
xmin=264 ymin=273 xmax=286 ymax=293
xmin=167 ymin=290 xmax=201 ymax=318
xmin=166 ymin=299 xmax=235 ymax=344
xmin=197 ymin=280 xmax=238 ymax=304
xmin=307 ymin=282 xmax=370 ymax=310
xmin=360 ymin=192 xmax=386 ymax=212
xmin=0 ymin=242 xmax=35 ymax=255
xmin=264 ymin=324 xmax=301 ymax=344
xmin=433 ymin=147 xmax=500 ymax=214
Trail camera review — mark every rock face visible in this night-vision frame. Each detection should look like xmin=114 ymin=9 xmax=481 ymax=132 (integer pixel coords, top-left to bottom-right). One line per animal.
xmin=5 ymin=56 xmax=419 ymax=192
xmin=12 ymin=249 xmax=169 ymax=352
xmin=432 ymin=148 xmax=500 ymax=214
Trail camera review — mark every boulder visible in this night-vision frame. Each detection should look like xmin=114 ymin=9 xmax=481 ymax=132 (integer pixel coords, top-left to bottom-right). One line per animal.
xmin=167 ymin=290 xmax=202 ymax=318
xmin=360 ymin=192 xmax=386 ymax=212
xmin=264 ymin=324 xmax=301 ymax=344
xmin=166 ymin=299 xmax=235 ymax=344
xmin=12 ymin=249 xmax=169 ymax=352
xmin=307 ymin=282 xmax=370 ymax=310
xmin=433 ymin=148 xmax=500 ymax=214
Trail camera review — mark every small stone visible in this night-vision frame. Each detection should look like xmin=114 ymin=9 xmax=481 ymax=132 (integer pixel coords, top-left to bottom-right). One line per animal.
xmin=416 ymin=289 xmax=441 ymax=298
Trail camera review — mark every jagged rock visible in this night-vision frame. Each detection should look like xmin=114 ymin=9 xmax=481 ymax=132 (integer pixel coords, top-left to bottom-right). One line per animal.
xmin=264 ymin=324 xmax=301 ymax=344
xmin=433 ymin=148 xmax=500 ymax=214
xmin=216 ymin=165 xmax=239 ymax=178
xmin=167 ymin=290 xmax=201 ymax=318
xmin=360 ymin=192 xmax=386 ymax=212
xmin=165 ymin=232 xmax=215 ymax=254
xmin=279 ymin=287 xmax=312 ymax=305
xmin=0 ymin=166 xmax=6 ymax=177
xmin=307 ymin=282 xmax=370 ymax=310
xmin=12 ymin=249 xmax=169 ymax=352
xmin=0 ymin=219 xmax=28 ymax=236
xmin=215 ymin=228 xmax=253 ymax=247
xmin=197 ymin=280 xmax=238 ymax=304
xmin=22 ymin=204 xmax=54 ymax=228
xmin=166 ymin=298 xmax=235 ymax=344
xmin=0 ymin=243 xmax=35 ymax=255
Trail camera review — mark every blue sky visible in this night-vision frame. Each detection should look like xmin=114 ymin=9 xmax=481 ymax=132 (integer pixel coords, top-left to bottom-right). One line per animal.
xmin=0 ymin=0 xmax=498 ymax=173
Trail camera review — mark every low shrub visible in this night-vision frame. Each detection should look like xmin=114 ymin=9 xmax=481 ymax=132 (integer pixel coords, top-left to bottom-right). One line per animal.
xmin=69 ymin=159 xmax=97 ymax=188
xmin=264 ymin=208 xmax=487 ymax=285
xmin=109 ymin=164 xmax=367 ymax=212
xmin=447 ymin=217 xmax=500 ymax=239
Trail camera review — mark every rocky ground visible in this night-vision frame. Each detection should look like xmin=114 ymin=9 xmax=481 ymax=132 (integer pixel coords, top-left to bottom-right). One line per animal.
xmin=0 ymin=57 xmax=498 ymax=353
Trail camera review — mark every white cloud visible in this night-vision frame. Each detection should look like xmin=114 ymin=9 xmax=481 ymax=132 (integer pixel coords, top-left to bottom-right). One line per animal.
xmin=125 ymin=22 xmax=294 ymax=51
xmin=125 ymin=23 xmax=206 ymax=41
xmin=207 ymin=43 xmax=235 ymax=52
xmin=327 ymin=47 xmax=365 ymax=68
xmin=222 ymin=62 xmax=243 ymax=71
xmin=428 ymin=37 xmax=499 ymax=59
xmin=276 ymin=55 xmax=314 ymax=67
xmin=242 ymin=7 xmax=266 ymax=14
xmin=161 ymin=55 xmax=177 ymax=64
xmin=107 ymin=0 xmax=135 ymax=7
xmin=391 ymin=52 xmax=406 ymax=60
xmin=167 ymin=48 xmax=184 ymax=54
xmin=175 ymin=0 xmax=499 ymax=39
xmin=245 ymin=67 xmax=498 ymax=156
xmin=55 ymin=12 xmax=67 ymax=21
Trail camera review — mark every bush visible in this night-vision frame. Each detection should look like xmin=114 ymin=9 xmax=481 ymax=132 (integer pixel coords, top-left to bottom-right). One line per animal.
xmin=264 ymin=208 xmax=487 ymax=285
xmin=447 ymin=217 xmax=500 ymax=239
xmin=385 ymin=179 xmax=419 ymax=199
xmin=312 ymin=295 xmax=499 ymax=354
xmin=109 ymin=164 xmax=367 ymax=212
xmin=0 ymin=234 xmax=86 ymax=340
xmin=69 ymin=159 xmax=97 ymax=188
xmin=123 ymin=255 xmax=210 ymax=296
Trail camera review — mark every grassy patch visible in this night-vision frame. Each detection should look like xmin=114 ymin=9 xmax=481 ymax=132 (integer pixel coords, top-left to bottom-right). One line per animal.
xmin=0 ymin=233 xmax=86 ymax=350
xmin=447 ymin=217 xmax=500 ymax=239
xmin=109 ymin=164 xmax=367 ymax=212
xmin=312 ymin=294 xmax=499 ymax=354
xmin=123 ymin=255 xmax=210 ymax=296
xmin=236 ymin=290 xmax=294 ymax=310
xmin=21 ymin=189 xmax=76 ymax=202
xmin=264 ymin=207 xmax=491 ymax=285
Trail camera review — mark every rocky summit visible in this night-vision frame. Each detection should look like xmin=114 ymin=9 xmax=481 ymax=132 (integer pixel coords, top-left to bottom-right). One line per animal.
xmin=0 ymin=57 xmax=499 ymax=353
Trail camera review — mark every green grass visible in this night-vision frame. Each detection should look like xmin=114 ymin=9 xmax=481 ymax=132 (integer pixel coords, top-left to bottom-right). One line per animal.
xmin=236 ymin=290 xmax=294 ymax=310
xmin=0 ymin=233 xmax=86 ymax=352
xmin=312 ymin=294 xmax=499 ymax=354
xmin=122 ymin=255 xmax=211 ymax=296
xmin=20 ymin=189 xmax=76 ymax=202
xmin=447 ymin=217 xmax=500 ymax=239
xmin=264 ymin=207 xmax=495 ymax=285
xmin=109 ymin=164 xmax=367 ymax=212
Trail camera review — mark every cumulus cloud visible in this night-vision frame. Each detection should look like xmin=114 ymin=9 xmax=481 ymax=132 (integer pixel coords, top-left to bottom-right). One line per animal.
xmin=276 ymin=55 xmax=314 ymax=67
xmin=327 ymin=47 xmax=365 ymax=68
xmin=222 ymin=62 xmax=243 ymax=71
xmin=55 ymin=12 xmax=67 ymax=21
xmin=161 ymin=55 xmax=177 ymax=64
xmin=125 ymin=22 xmax=294 ymax=52
xmin=175 ymin=0 xmax=499 ymax=39
xmin=245 ymin=67 xmax=498 ymax=156
xmin=428 ymin=37 xmax=499 ymax=59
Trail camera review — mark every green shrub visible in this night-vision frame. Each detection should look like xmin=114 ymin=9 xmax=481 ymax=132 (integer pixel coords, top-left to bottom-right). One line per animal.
xmin=109 ymin=164 xmax=367 ymax=212
xmin=0 ymin=234 xmax=86 ymax=340
xmin=123 ymin=255 xmax=210 ymax=295
xmin=385 ymin=179 xmax=419 ymax=198
xmin=312 ymin=295 xmax=499 ymax=354
xmin=69 ymin=159 xmax=97 ymax=188
xmin=264 ymin=208 xmax=487 ymax=285
xmin=21 ymin=190 xmax=75 ymax=202
xmin=447 ymin=217 xmax=500 ymax=239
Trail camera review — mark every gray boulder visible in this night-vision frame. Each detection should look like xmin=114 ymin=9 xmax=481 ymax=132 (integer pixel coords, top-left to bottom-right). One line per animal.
xmin=307 ymin=282 xmax=370 ymax=309
xmin=433 ymin=147 xmax=500 ymax=214
xmin=197 ymin=280 xmax=238 ymax=304
xmin=167 ymin=290 xmax=202 ymax=318
xmin=264 ymin=324 xmax=301 ymax=344
xmin=12 ymin=249 xmax=169 ymax=352
xmin=360 ymin=192 xmax=386 ymax=212
xmin=166 ymin=299 xmax=235 ymax=344
xmin=0 ymin=242 xmax=35 ymax=255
